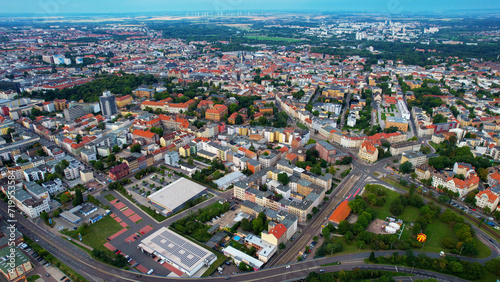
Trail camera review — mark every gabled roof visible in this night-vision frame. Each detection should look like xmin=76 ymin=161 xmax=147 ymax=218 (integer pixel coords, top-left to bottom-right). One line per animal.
xmin=269 ymin=223 xmax=287 ymax=240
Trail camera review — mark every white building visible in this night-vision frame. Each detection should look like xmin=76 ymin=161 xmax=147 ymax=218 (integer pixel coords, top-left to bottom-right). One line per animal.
xmin=347 ymin=112 xmax=357 ymax=127
xmin=64 ymin=162 xmax=84 ymax=180
xmin=164 ymin=151 xmax=180 ymax=167
xmin=397 ymin=99 xmax=411 ymax=120
xmin=138 ymin=227 xmax=217 ymax=277
xmin=41 ymin=178 xmax=64 ymax=194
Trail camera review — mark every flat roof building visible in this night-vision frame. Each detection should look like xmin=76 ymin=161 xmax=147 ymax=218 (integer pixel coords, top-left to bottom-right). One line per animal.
xmin=223 ymin=246 xmax=264 ymax=270
xmin=213 ymin=171 xmax=246 ymax=190
xmin=138 ymin=227 xmax=216 ymax=277
xmin=147 ymin=178 xmax=207 ymax=215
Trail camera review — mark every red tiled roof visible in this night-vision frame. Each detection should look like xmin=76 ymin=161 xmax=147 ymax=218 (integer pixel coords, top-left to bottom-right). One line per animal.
xmin=133 ymin=129 xmax=156 ymax=139
xmin=269 ymin=223 xmax=287 ymax=240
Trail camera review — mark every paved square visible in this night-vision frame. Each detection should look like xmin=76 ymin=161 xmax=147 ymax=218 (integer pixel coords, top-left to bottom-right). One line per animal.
xmin=110 ymin=199 xmax=118 ymax=205
xmin=104 ymin=242 xmax=116 ymax=251
xmin=136 ymin=264 xmax=149 ymax=273
xmin=114 ymin=202 xmax=126 ymax=209
xmin=108 ymin=228 xmax=127 ymax=240
xmin=139 ymin=225 xmax=153 ymax=235
xmin=110 ymin=213 xmax=116 ymax=218
xmin=162 ymin=262 xmax=184 ymax=276
xmin=114 ymin=217 xmax=123 ymax=223
xmin=120 ymin=222 xmax=129 ymax=228
xmin=123 ymin=209 xmax=135 ymax=217
xmin=129 ymin=214 xmax=143 ymax=223
xmin=125 ymin=235 xmax=136 ymax=244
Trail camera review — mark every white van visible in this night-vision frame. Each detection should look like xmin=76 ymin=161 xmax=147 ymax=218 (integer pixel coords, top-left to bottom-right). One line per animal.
xmin=147 ymin=269 xmax=154 ymax=275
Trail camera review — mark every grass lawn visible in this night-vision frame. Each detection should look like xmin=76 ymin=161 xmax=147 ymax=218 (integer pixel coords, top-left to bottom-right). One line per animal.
xmin=104 ymin=194 xmax=116 ymax=201
xmin=381 ymin=177 xmax=409 ymax=192
xmin=370 ymin=185 xmax=419 ymax=223
xmin=373 ymin=172 xmax=380 ymax=177
xmin=328 ymin=238 xmax=363 ymax=256
xmin=474 ymin=237 xmax=492 ymax=258
xmin=65 ymin=215 xmax=123 ymax=256
xmin=296 ymin=122 xmax=309 ymax=130
xmin=244 ymin=35 xmax=302 ymax=42
xmin=27 ymin=275 xmax=40 ymax=282
xmin=420 ymin=220 xmax=456 ymax=253
xmin=320 ymin=261 xmax=341 ymax=266
xmin=476 ymin=270 xmax=499 ymax=282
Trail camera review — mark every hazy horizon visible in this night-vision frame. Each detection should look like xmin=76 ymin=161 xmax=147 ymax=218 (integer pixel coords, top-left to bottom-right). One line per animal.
xmin=1 ymin=0 xmax=500 ymax=17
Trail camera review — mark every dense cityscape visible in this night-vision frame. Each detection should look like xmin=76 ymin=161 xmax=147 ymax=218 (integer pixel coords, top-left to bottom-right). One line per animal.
xmin=0 ymin=5 xmax=499 ymax=282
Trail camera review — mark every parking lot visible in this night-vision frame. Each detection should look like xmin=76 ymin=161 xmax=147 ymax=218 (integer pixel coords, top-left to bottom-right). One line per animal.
xmin=98 ymin=191 xmax=173 ymax=277
xmin=124 ymin=173 xmax=178 ymax=209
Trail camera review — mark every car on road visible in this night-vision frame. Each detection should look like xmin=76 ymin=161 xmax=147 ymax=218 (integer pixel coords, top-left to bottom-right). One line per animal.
xmin=285 ymin=265 xmax=290 ymax=269
xmin=320 ymin=269 xmax=325 ymax=273
xmin=60 ymin=276 xmax=66 ymax=281
xmin=225 ymin=277 xmax=230 ymax=280
xmin=46 ymin=273 xmax=50 ymax=277
xmin=472 ymin=208 xmax=476 ymax=211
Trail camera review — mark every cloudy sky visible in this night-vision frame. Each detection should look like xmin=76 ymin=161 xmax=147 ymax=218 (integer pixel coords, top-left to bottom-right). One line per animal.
xmin=1 ymin=0 xmax=499 ymax=15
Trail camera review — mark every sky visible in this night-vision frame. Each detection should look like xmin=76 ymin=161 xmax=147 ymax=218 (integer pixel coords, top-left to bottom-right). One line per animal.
xmin=1 ymin=0 xmax=500 ymax=16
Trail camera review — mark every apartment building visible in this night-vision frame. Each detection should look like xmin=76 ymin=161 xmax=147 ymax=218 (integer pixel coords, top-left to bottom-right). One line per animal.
xmin=358 ymin=140 xmax=378 ymax=163
xmin=389 ymin=140 xmax=421 ymax=156
xmin=205 ymin=104 xmax=228 ymax=122
xmin=475 ymin=189 xmax=499 ymax=212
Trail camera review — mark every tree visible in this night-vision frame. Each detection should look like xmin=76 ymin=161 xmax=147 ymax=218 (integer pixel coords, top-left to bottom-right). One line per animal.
xmin=187 ymin=156 xmax=194 ymax=165
xmin=279 ymin=243 xmax=286 ymax=249
xmin=432 ymin=114 xmax=448 ymax=124
xmin=390 ymin=198 xmax=405 ymax=216
xmin=235 ymin=114 xmax=244 ymax=125
xmin=107 ymin=154 xmax=116 ymax=165
xmin=399 ymin=161 xmax=413 ymax=174
xmin=369 ymin=251 xmax=377 ymax=262
xmin=229 ymin=103 xmax=239 ymax=114
xmin=73 ymin=189 xmax=83 ymax=206
xmin=337 ymin=220 xmax=350 ymax=235
xmin=410 ymin=172 xmax=417 ymax=180
xmin=130 ymin=143 xmax=141 ymax=153
xmin=60 ymin=192 xmax=73 ymax=203
xmin=75 ymin=134 xmax=82 ymax=144
xmin=420 ymin=146 xmax=431 ymax=154
xmin=485 ymin=258 xmax=500 ymax=276
xmin=483 ymin=206 xmax=491 ymax=214
xmin=40 ymin=211 xmax=49 ymax=220
xmin=93 ymin=160 xmax=104 ymax=171
xmin=277 ymin=173 xmax=290 ymax=186
xmin=322 ymin=226 xmax=331 ymax=240
xmin=112 ymin=145 xmax=120 ymax=153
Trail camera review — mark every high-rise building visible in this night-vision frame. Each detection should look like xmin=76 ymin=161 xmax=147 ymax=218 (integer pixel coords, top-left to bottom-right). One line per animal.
xmin=99 ymin=91 xmax=117 ymax=116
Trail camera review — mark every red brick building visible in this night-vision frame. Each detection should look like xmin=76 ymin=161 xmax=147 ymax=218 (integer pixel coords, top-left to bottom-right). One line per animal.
xmin=108 ymin=163 xmax=129 ymax=180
